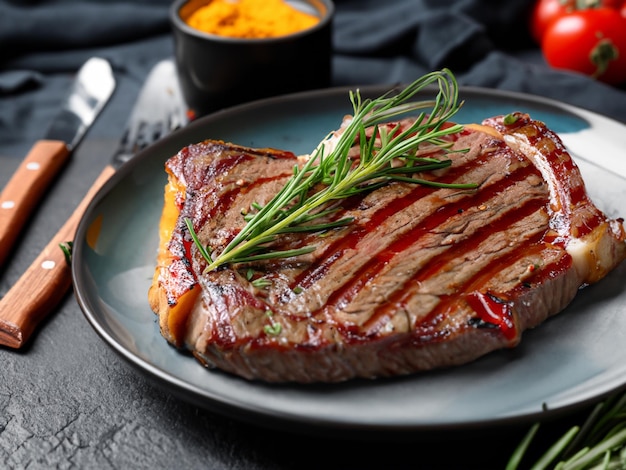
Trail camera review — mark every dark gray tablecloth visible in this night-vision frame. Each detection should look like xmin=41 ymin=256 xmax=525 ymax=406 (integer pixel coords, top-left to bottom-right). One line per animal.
xmin=1 ymin=1 xmax=625 ymax=468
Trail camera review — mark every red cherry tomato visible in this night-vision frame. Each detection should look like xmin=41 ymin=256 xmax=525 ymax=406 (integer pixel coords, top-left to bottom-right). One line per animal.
xmin=530 ymin=0 xmax=575 ymax=44
xmin=599 ymin=0 xmax=623 ymax=8
xmin=542 ymin=8 xmax=626 ymax=85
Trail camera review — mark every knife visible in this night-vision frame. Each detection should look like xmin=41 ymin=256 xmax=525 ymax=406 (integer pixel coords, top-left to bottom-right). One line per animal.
xmin=0 ymin=60 xmax=187 ymax=349
xmin=0 ymin=57 xmax=115 ymax=267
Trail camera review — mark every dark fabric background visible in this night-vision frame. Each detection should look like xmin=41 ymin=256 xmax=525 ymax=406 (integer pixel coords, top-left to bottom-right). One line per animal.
xmin=1 ymin=0 xmax=625 ymax=161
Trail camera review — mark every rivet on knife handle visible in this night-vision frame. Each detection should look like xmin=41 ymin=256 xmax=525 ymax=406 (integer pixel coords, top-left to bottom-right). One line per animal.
xmin=0 ymin=140 xmax=70 ymax=267
xmin=0 ymin=165 xmax=116 ymax=348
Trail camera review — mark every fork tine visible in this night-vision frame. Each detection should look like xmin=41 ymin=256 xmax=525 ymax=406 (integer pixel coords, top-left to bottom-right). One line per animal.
xmin=113 ymin=60 xmax=188 ymax=165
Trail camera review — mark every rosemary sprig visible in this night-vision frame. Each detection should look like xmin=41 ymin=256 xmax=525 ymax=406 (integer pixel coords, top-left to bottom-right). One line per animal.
xmin=506 ymin=390 xmax=626 ymax=470
xmin=193 ymin=69 xmax=476 ymax=272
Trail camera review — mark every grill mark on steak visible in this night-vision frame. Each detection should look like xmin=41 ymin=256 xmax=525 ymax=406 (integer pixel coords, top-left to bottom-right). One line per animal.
xmin=149 ymin=113 xmax=626 ymax=383
xmin=199 ymin=166 xmax=298 ymax=222
xmin=314 ymin=166 xmax=545 ymax=317
xmin=362 ymin=203 xmax=549 ymax=338
xmin=292 ymin=135 xmax=507 ymax=292
xmin=287 ymin=136 xmax=543 ymax=328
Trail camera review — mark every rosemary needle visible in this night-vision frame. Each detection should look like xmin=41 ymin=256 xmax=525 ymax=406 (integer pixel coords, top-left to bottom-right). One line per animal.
xmin=191 ymin=68 xmax=475 ymax=272
xmin=506 ymin=391 xmax=626 ymax=470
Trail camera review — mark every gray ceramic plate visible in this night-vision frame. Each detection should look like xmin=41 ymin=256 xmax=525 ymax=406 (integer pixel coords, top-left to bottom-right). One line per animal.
xmin=73 ymin=86 xmax=626 ymax=435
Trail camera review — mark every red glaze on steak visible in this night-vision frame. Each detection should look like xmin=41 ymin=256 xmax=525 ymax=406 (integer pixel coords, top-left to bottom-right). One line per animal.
xmin=148 ymin=112 xmax=626 ymax=383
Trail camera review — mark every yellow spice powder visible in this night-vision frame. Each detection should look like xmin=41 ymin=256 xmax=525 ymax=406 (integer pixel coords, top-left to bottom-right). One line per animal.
xmin=185 ymin=0 xmax=320 ymax=39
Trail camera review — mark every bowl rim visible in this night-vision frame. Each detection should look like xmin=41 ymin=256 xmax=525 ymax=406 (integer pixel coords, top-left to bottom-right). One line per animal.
xmin=170 ymin=0 xmax=335 ymax=44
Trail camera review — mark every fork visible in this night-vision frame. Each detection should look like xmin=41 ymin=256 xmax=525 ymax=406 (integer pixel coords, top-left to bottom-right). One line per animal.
xmin=0 ymin=60 xmax=187 ymax=348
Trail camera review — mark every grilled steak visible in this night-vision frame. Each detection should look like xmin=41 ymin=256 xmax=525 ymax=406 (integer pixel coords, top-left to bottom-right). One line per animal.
xmin=148 ymin=112 xmax=626 ymax=383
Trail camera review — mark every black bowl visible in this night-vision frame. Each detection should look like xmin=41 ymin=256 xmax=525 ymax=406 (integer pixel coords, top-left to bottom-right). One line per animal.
xmin=170 ymin=0 xmax=334 ymax=117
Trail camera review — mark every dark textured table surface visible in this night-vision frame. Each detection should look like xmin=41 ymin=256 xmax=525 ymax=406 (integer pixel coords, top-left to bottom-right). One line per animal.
xmin=2 ymin=1 xmax=626 ymax=468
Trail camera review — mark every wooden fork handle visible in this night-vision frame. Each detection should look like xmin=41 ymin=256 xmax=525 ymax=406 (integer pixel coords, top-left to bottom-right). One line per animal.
xmin=0 ymin=140 xmax=71 ymax=267
xmin=0 ymin=164 xmax=116 ymax=348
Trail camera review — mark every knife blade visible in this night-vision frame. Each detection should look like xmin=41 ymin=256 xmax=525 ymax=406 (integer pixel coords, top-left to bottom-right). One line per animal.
xmin=0 ymin=57 xmax=115 ymax=267
xmin=0 ymin=60 xmax=187 ymax=349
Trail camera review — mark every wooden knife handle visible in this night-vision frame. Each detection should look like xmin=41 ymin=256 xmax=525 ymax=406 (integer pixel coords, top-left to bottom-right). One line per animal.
xmin=0 ymin=164 xmax=116 ymax=349
xmin=0 ymin=140 xmax=71 ymax=267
